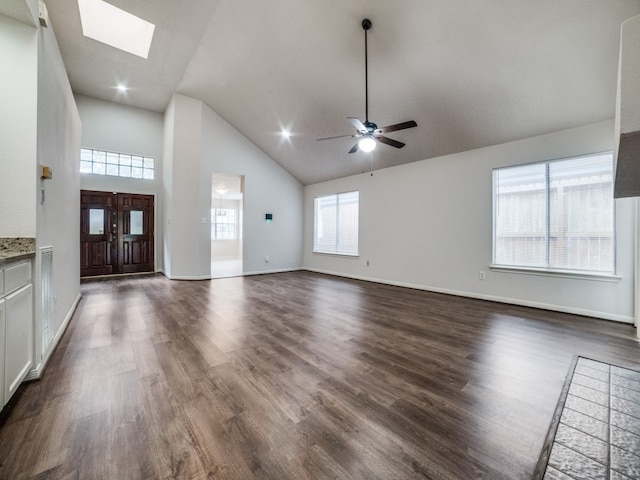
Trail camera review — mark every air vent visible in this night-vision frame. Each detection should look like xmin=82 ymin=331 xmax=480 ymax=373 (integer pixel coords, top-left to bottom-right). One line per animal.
xmin=40 ymin=246 xmax=53 ymax=355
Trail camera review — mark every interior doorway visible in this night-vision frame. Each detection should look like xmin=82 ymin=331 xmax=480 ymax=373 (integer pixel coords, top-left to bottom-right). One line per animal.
xmin=211 ymin=173 xmax=243 ymax=278
xmin=80 ymin=190 xmax=155 ymax=277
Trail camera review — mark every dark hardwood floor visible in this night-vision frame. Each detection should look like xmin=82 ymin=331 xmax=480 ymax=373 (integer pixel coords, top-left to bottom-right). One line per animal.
xmin=0 ymin=271 xmax=638 ymax=479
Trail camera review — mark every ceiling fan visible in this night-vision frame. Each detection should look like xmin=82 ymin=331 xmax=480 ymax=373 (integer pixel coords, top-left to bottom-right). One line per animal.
xmin=318 ymin=18 xmax=417 ymax=154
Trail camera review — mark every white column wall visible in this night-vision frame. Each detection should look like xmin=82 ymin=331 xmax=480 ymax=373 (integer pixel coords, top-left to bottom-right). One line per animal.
xmin=163 ymin=94 xmax=303 ymax=279
xmin=0 ymin=15 xmax=37 ymax=237
xmin=35 ymin=16 xmax=81 ymax=372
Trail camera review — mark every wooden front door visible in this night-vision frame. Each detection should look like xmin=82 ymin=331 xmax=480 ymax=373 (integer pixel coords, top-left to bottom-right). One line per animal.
xmin=80 ymin=190 xmax=154 ymax=277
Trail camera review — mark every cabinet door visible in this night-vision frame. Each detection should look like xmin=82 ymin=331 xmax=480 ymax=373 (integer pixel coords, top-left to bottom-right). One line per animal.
xmin=0 ymin=299 xmax=5 ymax=407
xmin=5 ymin=284 xmax=32 ymax=403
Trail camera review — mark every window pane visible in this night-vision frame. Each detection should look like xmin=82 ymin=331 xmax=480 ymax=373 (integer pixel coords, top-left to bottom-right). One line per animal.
xmin=548 ymin=154 xmax=613 ymax=272
xmin=494 ymin=164 xmax=546 ymax=267
xmin=314 ymin=191 xmax=359 ymax=255
xmin=89 ymin=209 xmax=104 ymax=234
xmin=119 ymin=165 xmax=131 ymax=177
xmin=143 ymin=168 xmax=154 ymax=180
xmin=130 ymin=210 xmax=143 ymax=235
xmin=119 ymin=155 xmax=131 ymax=166
xmin=92 ymin=161 xmax=106 ymax=175
xmin=92 ymin=150 xmax=106 ymax=163
xmin=131 ymin=167 xmax=143 ymax=178
xmin=80 ymin=161 xmax=92 ymax=173
xmin=493 ymin=153 xmax=614 ymax=274
xmin=106 ymin=163 xmax=119 ymax=176
xmin=81 ymin=149 xmax=92 ymax=161
xmin=106 ymin=152 xmax=119 ymax=164
xmin=131 ymin=156 xmax=143 ymax=168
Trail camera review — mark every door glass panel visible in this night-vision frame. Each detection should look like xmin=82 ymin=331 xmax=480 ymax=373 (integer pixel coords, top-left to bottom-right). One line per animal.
xmin=130 ymin=210 xmax=143 ymax=235
xmin=89 ymin=209 xmax=104 ymax=234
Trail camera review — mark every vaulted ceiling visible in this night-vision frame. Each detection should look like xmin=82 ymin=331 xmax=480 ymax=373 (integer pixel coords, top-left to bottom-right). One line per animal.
xmin=28 ymin=1 xmax=640 ymax=184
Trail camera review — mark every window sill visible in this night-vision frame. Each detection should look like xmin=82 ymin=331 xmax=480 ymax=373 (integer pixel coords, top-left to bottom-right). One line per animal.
xmin=489 ymin=265 xmax=621 ymax=282
xmin=312 ymin=251 xmax=359 ymax=258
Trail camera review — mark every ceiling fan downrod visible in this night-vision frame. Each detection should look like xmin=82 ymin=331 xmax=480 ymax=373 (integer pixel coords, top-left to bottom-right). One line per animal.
xmin=362 ymin=18 xmax=372 ymax=124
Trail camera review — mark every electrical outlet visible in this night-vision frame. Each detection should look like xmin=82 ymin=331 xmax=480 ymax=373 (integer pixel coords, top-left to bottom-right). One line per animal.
xmin=479 ymin=271 xmax=485 ymax=280
xmin=265 ymin=256 xmax=269 ymax=263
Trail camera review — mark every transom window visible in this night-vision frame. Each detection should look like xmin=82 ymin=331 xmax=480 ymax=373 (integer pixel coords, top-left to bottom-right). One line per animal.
xmin=314 ymin=191 xmax=359 ymax=256
xmin=493 ymin=152 xmax=614 ymax=274
xmin=80 ymin=148 xmax=155 ymax=180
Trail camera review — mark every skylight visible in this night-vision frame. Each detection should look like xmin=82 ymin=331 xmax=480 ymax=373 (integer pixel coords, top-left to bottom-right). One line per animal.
xmin=78 ymin=0 xmax=155 ymax=59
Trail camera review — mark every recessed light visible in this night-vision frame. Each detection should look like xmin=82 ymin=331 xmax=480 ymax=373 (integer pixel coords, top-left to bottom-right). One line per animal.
xmin=78 ymin=0 xmax=155 ymax=59
xmin=281 ymin=130 xmax=291 ymax=138
xmin=117 ymin=84 xmax=128 ymax=92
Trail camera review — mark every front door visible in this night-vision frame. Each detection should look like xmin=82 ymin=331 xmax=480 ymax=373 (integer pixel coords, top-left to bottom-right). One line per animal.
xmin=80 ymin=190 xmax=154 ymax=277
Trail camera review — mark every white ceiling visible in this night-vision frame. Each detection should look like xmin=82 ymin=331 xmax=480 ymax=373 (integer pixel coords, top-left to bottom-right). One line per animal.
xmin=40 ymin=0 xmax=640 ymax=185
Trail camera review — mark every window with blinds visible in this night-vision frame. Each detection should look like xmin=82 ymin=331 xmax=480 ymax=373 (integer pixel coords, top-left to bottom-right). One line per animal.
xmin=493 ymin=152 xmax=614 ymax=274
xmin=314 ymin=191 xmax=359 ymax=256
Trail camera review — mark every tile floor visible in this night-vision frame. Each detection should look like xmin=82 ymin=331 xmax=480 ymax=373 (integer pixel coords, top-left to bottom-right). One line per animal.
xmin=544 ymin=357 xmax=640 ymax=480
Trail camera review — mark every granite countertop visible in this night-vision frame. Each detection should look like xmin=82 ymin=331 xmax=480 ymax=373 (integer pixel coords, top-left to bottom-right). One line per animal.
xmin=0 ymin=238 xmax=36 ymax=267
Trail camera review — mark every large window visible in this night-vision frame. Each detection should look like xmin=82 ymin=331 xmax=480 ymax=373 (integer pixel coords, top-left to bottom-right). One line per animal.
xmin=211 ymin=208 xmax=237 ymax=240
xmin=314 ymin=191 xmax=359 ymax=256
xmin=493 ymin=152 xmax=614 ymax=274
xmin=80 ymin=148 xmax=155 ymax=180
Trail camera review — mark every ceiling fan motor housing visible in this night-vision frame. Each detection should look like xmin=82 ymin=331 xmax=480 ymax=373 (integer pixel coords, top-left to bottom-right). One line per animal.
xmin=363 ymin=121 xmax=378 ymax=133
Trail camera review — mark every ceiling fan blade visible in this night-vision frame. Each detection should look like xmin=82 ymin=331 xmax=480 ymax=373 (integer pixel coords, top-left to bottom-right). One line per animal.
xmin=376 ymin=135 xmax=406 ymax=149
xmin=377 ymin=120 xmax=418 ymax=134
xmin=317 ymin=134 xmax=357 ymax=141
xmin=348 ymin=143 xmax=359 ymax=154
xmin=348 ymin=117 xmax=367 ymax=132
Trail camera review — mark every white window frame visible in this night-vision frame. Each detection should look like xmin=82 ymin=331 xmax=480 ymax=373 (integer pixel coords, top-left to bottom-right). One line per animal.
xmin=313 ymin=191 xmax=359 ymax=256
xmin=211 ymin=207 xmax=237 ymax=240
xmin=491 ymin=152 xmax=618 ymax=280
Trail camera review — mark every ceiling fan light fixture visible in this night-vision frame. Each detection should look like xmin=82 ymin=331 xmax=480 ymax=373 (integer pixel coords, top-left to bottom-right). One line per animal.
xmin=359 ymin=137 xmax=376 ymax=153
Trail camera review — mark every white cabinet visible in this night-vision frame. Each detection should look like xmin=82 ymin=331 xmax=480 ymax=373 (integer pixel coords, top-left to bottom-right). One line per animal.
xmin=4 ymin=284 xmax=32 ymax=403
xmin=0 ymin=299 xmax=5 ymax=408
xmin=0 ymin=259 xmax=33 ymax=408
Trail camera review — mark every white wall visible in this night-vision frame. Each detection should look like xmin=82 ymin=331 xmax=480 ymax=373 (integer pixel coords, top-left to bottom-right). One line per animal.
xmin=75 ymin=94 xmax=165 ymax=271
xmin=200 ymin=100 xmax=303 ymax=276
xmin=35 ymin=16 xmax=81 ymax=372
xmin=0 ymin=15 xmax=37 ymax=237
xmin=163 ymin=93 xmax=303 ymax=279
xmin=163 ymin=94 xmax=203 ymax=278
xmin=304 ymin=120 xmax=636 ymax=322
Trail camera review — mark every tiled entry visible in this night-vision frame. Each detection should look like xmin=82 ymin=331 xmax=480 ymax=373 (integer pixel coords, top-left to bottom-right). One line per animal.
xmin=543 ymin=357 xmax=640 ymax=480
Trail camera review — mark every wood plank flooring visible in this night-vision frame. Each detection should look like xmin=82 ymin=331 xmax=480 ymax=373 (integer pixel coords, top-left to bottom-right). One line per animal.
xmin=0 ymin=271 xmax=639 ymax=479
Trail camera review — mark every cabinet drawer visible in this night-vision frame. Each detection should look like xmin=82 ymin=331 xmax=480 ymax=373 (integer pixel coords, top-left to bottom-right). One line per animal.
xmin=4 ymin=262 xmax=31 ymax=295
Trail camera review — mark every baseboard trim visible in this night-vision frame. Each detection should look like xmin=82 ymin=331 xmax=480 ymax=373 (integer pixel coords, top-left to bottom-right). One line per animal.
xmin=304 ymin=268 xmax=634 ymax=324
xmin=164 ymin=274 xmax=212 ymax=280
xmin=25 ymin=292 xmax=82 ymax=381
xmin=243 ymin=267 xmax=302 ymax=276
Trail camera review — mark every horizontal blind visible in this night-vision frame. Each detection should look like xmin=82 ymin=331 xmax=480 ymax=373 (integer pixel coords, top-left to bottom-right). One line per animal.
xmin=493 ymin=152 xmax=613 ymax=274
xmin=494 ymin=163 xmax=547 ymax=267
xmin=548 ymin=154 xmax=613 ymax=272
xmin=314 ymin=191 xmax=359 ymax=255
